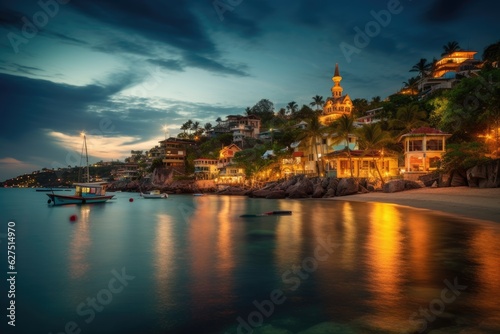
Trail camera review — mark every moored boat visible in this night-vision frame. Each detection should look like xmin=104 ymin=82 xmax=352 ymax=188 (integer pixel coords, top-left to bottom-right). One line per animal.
xmin=141 ymin=190 xmax=168 ymax=199
xmin=47 ymin=182 xmax=114 ymax=205
xmin=46 ymin=133 xmax=114 ymax=206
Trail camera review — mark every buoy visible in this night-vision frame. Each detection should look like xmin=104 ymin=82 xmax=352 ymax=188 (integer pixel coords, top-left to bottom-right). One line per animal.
xmin=129 ymin=198 xmax=134 ymax=202
xmin=47 ymin=199 xmax=52 ymax=204
xmin=69 ymin=214 xmax=78 ymax=222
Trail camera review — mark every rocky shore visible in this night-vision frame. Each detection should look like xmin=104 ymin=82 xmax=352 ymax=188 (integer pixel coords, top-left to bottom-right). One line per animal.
xmin=108 ymin=159 xmax=500 ymax=198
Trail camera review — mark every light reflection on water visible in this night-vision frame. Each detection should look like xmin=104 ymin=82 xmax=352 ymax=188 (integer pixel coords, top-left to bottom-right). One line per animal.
xmin=2 ymin=189 xmax=500 ymax=334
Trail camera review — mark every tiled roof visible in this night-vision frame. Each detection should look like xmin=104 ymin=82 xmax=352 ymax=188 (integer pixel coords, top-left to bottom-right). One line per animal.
xmin=405 ymin=127 xmax=449 ymax=135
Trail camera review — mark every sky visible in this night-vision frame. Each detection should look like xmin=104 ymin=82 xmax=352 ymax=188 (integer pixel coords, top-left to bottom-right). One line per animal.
xmin=1 ymin=0 xmax=499 ymax=181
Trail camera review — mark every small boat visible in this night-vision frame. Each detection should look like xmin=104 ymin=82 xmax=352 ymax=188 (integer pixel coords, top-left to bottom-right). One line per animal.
xmin=46 ymin=134 xmax=114 ymax=206
xmin=141 ymin=190 xmax=168 ymax=199
xmin=47 ymin=182 xmax=115 ymax=205
xmin=193 ymin=193 xmax=205 ymax=196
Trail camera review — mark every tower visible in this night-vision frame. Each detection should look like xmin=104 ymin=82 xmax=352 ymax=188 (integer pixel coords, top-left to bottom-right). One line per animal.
xmin=331 ymin=63 xmax=343 ymax=98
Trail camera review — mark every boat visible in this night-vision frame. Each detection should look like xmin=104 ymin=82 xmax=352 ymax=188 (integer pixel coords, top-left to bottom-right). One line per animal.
xmin=46 ymin=134 xmax=114 ymax=206
xmin=193 ymin=193 xmax=205 ymax=196
xmin=141 ymin=190 xmax=168 ymax=199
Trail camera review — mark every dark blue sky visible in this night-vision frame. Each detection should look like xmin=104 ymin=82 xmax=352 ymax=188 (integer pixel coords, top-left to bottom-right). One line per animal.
xmin=1 ymin=0 xmax=499 ymax=180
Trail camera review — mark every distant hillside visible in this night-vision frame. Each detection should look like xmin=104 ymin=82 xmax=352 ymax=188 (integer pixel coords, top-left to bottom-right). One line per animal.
xmin=1 ymin=165 xmax=117 ymax=188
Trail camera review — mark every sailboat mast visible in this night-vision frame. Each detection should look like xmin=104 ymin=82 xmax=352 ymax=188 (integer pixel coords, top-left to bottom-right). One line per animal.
xmin=84 ymin=135 xmax=90 ymax=183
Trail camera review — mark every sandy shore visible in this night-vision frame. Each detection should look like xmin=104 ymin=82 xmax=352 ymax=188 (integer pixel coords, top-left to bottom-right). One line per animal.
xmin=330 ymin=186 xmax=500 ymax=223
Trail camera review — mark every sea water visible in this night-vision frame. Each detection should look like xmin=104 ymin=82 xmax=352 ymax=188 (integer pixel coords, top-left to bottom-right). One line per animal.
xmin=0 ymin=188 xmax=499 ymax=333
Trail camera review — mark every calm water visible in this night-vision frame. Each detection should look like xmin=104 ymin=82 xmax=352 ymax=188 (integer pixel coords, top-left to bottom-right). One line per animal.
xmin=1 ymin=188 xmax=500 ymax=334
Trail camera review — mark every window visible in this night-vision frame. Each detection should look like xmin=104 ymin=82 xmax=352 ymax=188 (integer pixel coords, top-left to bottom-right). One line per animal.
xmin=426 ymin=139 xmax=443 ymax=151
xmin=408 ymin=140 xmax=423 ymax=151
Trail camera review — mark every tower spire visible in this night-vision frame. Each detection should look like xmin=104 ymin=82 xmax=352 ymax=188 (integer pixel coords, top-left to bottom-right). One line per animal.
xmin=331 ymin=63 xmax=343 ymax=98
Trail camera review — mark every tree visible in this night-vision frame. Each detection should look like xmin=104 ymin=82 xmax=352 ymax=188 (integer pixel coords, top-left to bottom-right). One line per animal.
xmin=483 ymin=41 xmax=500 ymax=68
xmin=442 ymin=41 xmax=461 ymax=56
xmin=204 ymin=122 xmax=213 ymax=133
xmin=356 ymin=123 xmax=393 ymax=185
xmin=390 ymin=104 xmax=428 ymax=137
xmin=310 ymin=95 xmax=324 ymax=111
xmin=249 ymin=99 xmax=275 ymax=124
xmin=286 ymin=101 xmax=298 ymax=115
xmin=299 ymin=115 xmax=327 ymax=176
xmin=330 ymin=115 xmax=356 ymax=177
xmin=410 ymin=58 xmax=432 ymax=78
xmin=191 ymin=121 xmax=200 ymax=137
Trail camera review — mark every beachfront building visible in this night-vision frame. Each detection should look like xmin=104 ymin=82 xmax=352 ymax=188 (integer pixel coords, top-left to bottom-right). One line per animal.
xmin=210 ymin=115 xmax=261 ymax=147
xmin=319 ymin=64 xmax=353 ymax=126
xmin=194 ymin=158 xmax=219 ymax=180
xmin=401 ymin=127 xmax=451 ymax=180
xmin=324 ymin=149 xmax=399 ymax=179
xmin=216 ymin=144 xmax=245 ymax=184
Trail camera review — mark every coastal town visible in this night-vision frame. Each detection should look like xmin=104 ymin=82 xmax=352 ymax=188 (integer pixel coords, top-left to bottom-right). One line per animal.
xmin=3 ymin=41 xmax=499 ymax=194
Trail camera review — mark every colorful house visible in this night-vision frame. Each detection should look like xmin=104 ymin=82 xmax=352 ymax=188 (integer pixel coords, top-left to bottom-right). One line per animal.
xmin=401 ymin=127 xmax=451 ymax=180
xmin=216 ymin=144 xmax=245 ymax=184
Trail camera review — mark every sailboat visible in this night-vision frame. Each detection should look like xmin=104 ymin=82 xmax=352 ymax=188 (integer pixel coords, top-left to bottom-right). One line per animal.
xmin=47 ymin=133 xmax=115 ymax=206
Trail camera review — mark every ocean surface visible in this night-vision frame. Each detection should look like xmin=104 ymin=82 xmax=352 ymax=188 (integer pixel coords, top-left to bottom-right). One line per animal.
xmin=1 ymin=188 xmax=499 ymax=334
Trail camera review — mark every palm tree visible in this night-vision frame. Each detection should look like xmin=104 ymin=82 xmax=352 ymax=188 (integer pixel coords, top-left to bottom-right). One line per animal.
xmin=180 ymin=121 xmax=190 ymax=134
xmin=410 ymin=58 xmax=431 ymax=78
xmin=286 ymin=101 xmax=298 ymax=115
xmin=356 ymin=123 xmax=393 ymax=185
xmin=310 ymin=95 xmax=324 ymax=111
xmin=204 ymin=122 xmax=213 ymax=132
xmin=390 ymin=104 xmax=428 ymax=137
xmin=277 ymin=107 xmax=287 ymax=118
xmin=299 ymin=115 xmax=327 ymax=176
xmin=330 ymin=114 xmax=356 ymax=177
xmin=441 ymin=41 xmax=461 ymax=56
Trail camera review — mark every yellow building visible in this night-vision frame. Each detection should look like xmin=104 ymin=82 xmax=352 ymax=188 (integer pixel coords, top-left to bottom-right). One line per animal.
xmin=194 ymin=158 xmax=218 ymax=180
xmin=320 ymin=63 xmax=353 ymax=125
xmin=401 ymin=127 xmax=451 ymax=180
xmin=216 ymin=144 xmax=245 ymax=184
xmin=324 ymin=149 xmax=399 ymax=179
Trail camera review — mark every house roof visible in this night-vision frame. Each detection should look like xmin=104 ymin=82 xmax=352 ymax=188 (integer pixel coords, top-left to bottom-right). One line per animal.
xmin=325 ymin=149 xmax=389 ymax=158
xmin=402 ymin=127 xmax=451 ymax=136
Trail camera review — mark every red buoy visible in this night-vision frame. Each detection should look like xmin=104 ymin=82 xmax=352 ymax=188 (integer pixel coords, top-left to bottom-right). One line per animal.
xmin=129 ymin=198 xmax=134 ymax=202
xmin=69 ymin=214 xmax=78 ymax=222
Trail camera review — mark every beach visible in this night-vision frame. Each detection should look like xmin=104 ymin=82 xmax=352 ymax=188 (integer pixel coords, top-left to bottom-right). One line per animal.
xmin=331 ymin=186 xmax=500 ymax=224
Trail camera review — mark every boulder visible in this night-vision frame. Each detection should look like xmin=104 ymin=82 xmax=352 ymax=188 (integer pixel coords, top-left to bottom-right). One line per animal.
xmin=336 ymin=178 xmax=358 ymax=196
xmin=288 ymin=189 xmax=309 ymax=199
xmin=405 ymin=180 xmax=424 ymax=190
xmin=382 ymin=179 xmax=406 ymax=193
xmin=366 ymin=184 xmax=375 ymax=192
xmin=450 ymin=170 xmax=468 ymax=187
xmin=321 ymin=177 xmax=330 ymax=188
xmin=323 ymin=188 xmax=336 ymax=198
xmin=327 ymin=178 xmax=339 ymax=193
xmin=312 ymin=184 xmax=326 ymax=198
xmin=299 ymin=177 xmax=315 ymax=195
xmin=467 ymin=159 xmax=500 ymax=188
xmin=266 ymin=190 xmax=286 ymax=199
xmin=251 ymin=189 xmax=273 ymax=198
xmin=358 ymin=184 xmax=369 ymax=193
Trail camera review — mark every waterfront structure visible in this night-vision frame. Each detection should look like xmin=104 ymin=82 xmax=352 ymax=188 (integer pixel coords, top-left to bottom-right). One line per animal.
xmin=324 ymin=149 xmax=399 ymax=179
xmin=401 ymin=127 xmax=451 ymax=180
xmin=320 ymin=64 xmax=353 ymax=125
xmin=194 ymin=158 xmax=219 ymax=180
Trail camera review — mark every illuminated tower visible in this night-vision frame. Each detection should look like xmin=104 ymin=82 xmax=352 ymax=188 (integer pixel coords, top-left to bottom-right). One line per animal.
xmin=331 ymin=63 xmax=343 ymax=98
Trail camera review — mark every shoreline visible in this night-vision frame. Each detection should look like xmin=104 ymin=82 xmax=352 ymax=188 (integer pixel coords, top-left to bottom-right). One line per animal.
xmin=328 ymin=186 xmax=500 ymax=224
